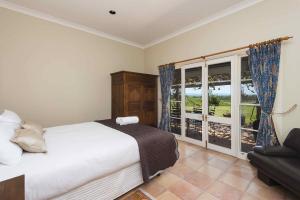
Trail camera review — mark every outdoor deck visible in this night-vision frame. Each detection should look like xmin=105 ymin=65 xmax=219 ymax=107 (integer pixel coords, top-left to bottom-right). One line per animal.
xmin=170 ymin=118 xmax=256 ymax=153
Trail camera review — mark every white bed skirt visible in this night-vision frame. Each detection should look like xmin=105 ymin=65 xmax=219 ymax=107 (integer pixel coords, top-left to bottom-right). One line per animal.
xmin=52 ymin=162 xmax=143 ymax=200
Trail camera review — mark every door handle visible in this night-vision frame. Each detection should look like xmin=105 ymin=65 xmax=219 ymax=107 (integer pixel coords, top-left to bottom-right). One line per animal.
xmin=202 ymin=115 xmax=208 ymax=121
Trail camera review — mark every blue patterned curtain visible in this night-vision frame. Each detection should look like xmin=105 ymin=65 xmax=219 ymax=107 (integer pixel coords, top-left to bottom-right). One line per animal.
xmin=247 ymin=42 xmax=281 ymax=146
xmin=159 ymin=64 xmax=175 ymax=131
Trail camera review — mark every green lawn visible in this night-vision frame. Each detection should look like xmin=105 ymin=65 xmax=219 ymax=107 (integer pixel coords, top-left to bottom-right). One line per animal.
xmin=183 ymin=96 xmax=258 ymax=127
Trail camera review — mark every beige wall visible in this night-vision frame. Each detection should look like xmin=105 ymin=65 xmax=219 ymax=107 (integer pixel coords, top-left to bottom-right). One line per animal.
xmin=0 ymin=7 xmax=144 ymax=127
xmin=144 ymin=0 xmax=300 ymax=143
xmin=1 ymin=0 xmax=299 ymax=140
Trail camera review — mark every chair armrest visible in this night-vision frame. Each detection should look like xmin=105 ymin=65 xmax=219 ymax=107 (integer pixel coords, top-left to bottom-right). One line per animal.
xmin=284 ymin=128 xmax=300 ymax=153
xmin=254 ymin=146 xmax=298 ymax=157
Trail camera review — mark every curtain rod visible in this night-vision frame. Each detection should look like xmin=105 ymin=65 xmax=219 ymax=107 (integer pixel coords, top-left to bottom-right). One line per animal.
xmin=159 ymin=36 xmax=293 ymax=67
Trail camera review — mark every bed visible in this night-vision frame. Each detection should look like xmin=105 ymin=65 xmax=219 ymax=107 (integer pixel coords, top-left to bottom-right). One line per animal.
xmin=0 ymin=121 xmax=178 ymax=200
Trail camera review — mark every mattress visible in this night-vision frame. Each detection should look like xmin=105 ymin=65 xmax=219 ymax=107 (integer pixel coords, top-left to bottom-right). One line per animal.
xmin=0 ymin=122 xmax=140 ymax=200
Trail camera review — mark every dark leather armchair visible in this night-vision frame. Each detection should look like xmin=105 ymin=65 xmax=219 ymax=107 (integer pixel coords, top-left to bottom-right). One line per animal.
xmin=248 ymin=128 xmax=300 ymax=197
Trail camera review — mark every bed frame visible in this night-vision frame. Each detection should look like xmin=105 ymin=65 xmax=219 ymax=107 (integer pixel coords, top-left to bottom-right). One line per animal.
xmin=0 ymin=175 xmax=24 ymax=200
xmin=52 ymin=163 xmax=143 ymax=200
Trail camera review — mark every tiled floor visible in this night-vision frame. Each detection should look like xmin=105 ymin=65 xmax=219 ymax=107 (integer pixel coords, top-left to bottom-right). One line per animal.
xmin=120 ymin=141 xmax=298 ymax=200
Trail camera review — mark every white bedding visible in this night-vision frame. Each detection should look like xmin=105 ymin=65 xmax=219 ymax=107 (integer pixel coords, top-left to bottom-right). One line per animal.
xmin=0 ymin=122 xmax=140 ymax=200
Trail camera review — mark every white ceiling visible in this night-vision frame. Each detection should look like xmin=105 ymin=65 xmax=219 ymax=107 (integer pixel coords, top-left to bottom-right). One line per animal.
xmin=2 ymin=0 xmax=262 ymax=48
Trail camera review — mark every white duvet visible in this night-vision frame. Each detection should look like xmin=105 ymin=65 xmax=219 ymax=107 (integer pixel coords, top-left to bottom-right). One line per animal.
xmin=0 ymin=122 xmax=140 ymax=200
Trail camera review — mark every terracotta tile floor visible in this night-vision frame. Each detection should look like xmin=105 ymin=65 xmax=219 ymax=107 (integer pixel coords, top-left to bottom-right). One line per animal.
xmin=120 ymin=141 xmax=298 ymax=200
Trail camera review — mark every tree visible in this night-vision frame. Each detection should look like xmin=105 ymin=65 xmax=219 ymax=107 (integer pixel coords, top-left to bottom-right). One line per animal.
xmin=209 ymin=95 xmax=220 ymax=106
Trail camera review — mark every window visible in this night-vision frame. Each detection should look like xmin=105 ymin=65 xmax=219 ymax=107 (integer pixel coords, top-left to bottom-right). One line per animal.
xmin=240 ymin=56 xmax=260 ymax=153
xmin=170 ymin=69 xmax=181 ymax=135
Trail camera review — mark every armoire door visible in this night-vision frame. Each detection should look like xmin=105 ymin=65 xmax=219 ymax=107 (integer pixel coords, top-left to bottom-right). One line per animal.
xmin=142 ymin=83 xmax=157 ymax=126
xmin=111 ymin=71 xmax=157 ymax=127
xmin=126 ymin=83 xmax=143 ymax=120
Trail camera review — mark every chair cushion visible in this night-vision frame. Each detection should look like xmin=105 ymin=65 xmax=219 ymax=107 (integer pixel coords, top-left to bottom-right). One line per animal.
xmin=284 ymin=128 xmax=300 ymax=154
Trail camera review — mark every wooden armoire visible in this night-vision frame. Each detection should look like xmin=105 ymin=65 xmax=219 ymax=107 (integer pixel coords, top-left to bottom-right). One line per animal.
xmin=111 ymin=71 xmax=158 ymax=127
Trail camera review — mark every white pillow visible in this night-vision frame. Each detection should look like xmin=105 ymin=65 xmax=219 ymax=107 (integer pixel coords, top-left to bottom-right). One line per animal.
xmin=0 ymin=110 xmax=22 ymax=126
xmin=0 ymin=122 xmax=23 ymax=165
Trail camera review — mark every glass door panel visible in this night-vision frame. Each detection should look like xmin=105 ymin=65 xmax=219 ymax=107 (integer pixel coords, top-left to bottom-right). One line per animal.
xmin=208 ymin=122 xmax=231 ymax=149
xmin=185 ymin=67 xmax=202 ymax=114
xmin=170 ymin=118 xmax=181 ymax=135
xmin=183 ymin=64 xmax=205 ymax=144
xmin=240 ymin=104 xmax=260 ymax=152
xmin=208 ymin=62 xmax=231 ymax=118
xmin=186 ymin=119 xmax=203 ymax=141
xmin=206 ymin=57 xmax=234 ymax=154
xmin=170 ymin=69 xmax=182 ymax=135
xmin=240 ymin=56 xmax=260 ymax=153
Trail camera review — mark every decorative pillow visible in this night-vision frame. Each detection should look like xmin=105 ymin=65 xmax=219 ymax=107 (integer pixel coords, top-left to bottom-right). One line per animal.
xmin=0 ymin=110 xmax=22 ymax=127
xmin=22 ymin=121 xmax=45 ymax=135
xmin=11 ymin=129 xmax=47 ymax=153
xmin=0 ymin=122 xmax=23 ymax=165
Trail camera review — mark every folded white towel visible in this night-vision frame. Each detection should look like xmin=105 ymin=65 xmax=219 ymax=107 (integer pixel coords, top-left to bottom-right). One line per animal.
xmin=116 ymin=116 xmax=139 ymax=125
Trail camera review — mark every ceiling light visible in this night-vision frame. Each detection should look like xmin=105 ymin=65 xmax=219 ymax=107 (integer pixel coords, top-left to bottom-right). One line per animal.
xmin=109 ymin=10 xmax=116 ymax=15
